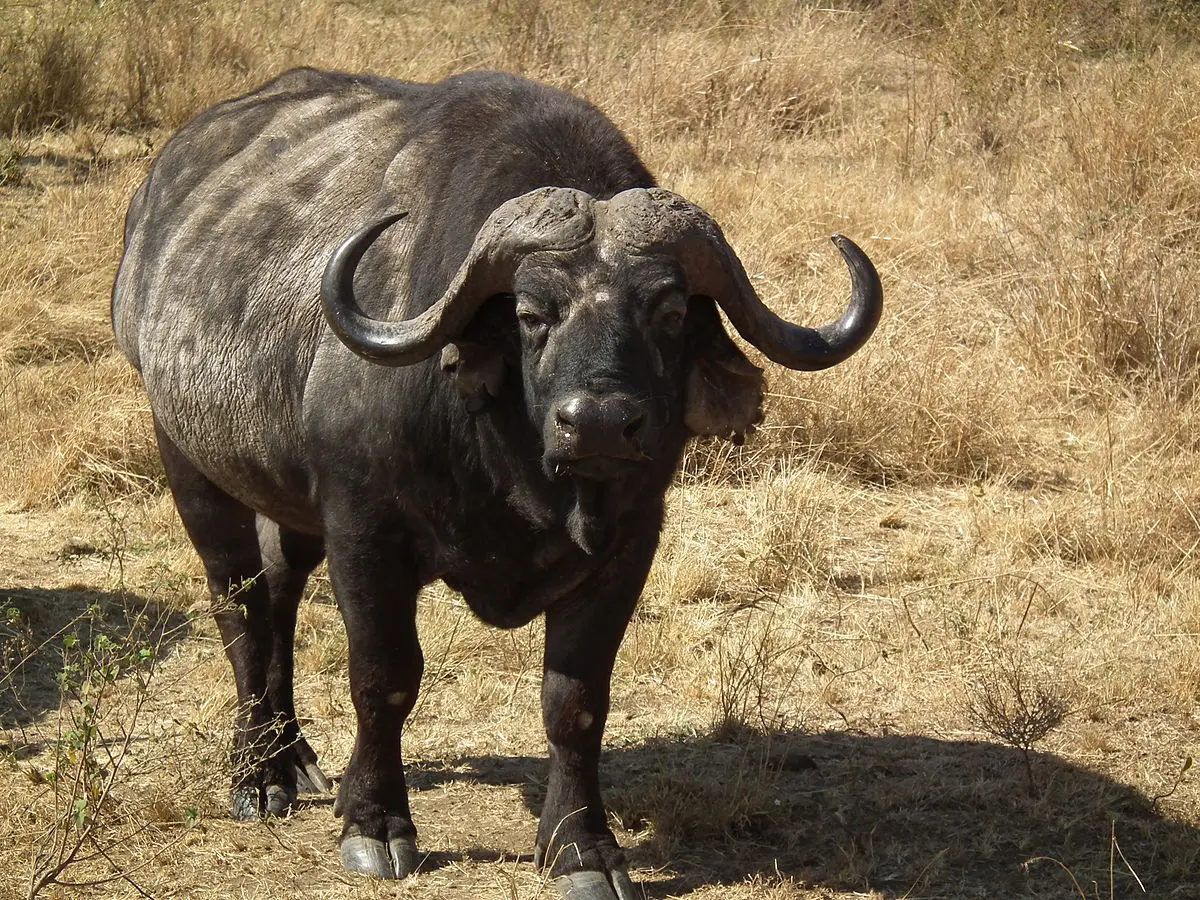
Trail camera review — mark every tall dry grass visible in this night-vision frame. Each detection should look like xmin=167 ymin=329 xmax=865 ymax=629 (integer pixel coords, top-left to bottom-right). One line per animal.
xmin=4 ymin=1 xmax=1200 ymax=898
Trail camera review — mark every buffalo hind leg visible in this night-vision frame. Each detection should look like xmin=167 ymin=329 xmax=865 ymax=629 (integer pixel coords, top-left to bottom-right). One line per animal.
xmin=325 ymin=523 xmax=423 ymax=879
xmin=257 ymin=517 xmax=330 ymax=810
xmin=155 ymin=420 xmax=326 ymax=818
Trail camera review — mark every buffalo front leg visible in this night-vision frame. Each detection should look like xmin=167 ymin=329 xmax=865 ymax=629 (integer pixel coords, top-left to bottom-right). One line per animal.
xmin=155 ymin=421 xmax=321 ymax=818
xmin=326 ymin=527 xmax=423 ymax=879
xmin=536 ymin=541 xmax=655 ymax=900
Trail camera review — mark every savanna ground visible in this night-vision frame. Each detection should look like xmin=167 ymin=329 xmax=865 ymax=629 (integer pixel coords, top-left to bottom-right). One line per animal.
xmin=3 ymin=1 xmax=1200 ymax=897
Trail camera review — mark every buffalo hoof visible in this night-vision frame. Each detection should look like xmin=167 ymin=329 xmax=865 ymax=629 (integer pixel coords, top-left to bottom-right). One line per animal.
xmin=229 ymin=788 xmax=260 ymax=821
xmin=228 ymin=783 xmax=299 ymax=820
xmin=554 ymin=869 xmax=640 ymax=900
xmin=294 ymin=760 xmax=333 ymax=794
xmin=339 ymin=827 xmax=418 ymax=879
xmin=265 ymin=783 xmax=295 ymax=817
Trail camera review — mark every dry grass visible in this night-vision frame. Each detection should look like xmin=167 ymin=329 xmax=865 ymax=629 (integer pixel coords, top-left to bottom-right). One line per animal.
xmin=3 ymin=0 xmax=1200 ymax=897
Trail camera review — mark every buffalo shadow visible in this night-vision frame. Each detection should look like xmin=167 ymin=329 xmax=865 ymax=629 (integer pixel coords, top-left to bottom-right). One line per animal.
xmin=0 ymin=583 xmax=189 ymax=733
xmin=404 ymin=727 xmax=1200 ymax=898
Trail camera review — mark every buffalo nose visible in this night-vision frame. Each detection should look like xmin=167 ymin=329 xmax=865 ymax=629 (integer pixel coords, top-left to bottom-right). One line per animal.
xmin=553 ymin=392 xmax=647 ymax=460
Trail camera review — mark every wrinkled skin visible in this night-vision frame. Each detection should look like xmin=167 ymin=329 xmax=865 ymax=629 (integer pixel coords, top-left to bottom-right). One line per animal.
xmin=111 ymin=68 xmax=879 ymax=898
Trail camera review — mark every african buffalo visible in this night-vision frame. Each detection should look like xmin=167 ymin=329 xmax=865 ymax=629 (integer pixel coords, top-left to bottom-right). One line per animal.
xmin=111 ymin=67 xmax=881 ymax=899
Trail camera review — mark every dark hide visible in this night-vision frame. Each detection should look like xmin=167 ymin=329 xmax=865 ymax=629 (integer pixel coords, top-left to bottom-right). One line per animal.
xmin=110 ymin=67 xmax=867 ymax=896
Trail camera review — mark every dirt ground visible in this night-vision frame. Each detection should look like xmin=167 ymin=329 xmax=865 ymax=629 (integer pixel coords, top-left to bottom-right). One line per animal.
xmin=4 ymin=483 xmax=1198 ymax=899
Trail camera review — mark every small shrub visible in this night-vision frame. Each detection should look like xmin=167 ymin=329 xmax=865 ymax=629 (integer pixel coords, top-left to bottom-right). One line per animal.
xmin=965 ymin=651 xmax=1070 ymax=794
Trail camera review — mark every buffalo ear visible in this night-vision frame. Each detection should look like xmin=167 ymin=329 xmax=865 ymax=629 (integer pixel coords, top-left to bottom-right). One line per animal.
xmin=683 ymin=297 xmax=765 ymax=443
xmin=441 ymin=341 xmax=504 ymax=412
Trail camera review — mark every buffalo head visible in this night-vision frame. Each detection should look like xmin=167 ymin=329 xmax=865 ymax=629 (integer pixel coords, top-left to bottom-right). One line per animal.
xmin=321 ymin=186 xmax=881 ymax=496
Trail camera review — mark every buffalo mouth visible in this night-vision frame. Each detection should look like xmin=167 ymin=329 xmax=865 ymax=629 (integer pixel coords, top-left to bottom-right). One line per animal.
xmin=551 ymin=454 xmax=642 ymax=482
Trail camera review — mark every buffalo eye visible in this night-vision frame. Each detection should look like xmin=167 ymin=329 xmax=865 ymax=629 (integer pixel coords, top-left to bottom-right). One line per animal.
xmin=517 ymin=310 xmax=546 ymax=330
xmin=653 ymin=296 xmax=688 ymax=337
xmin=515 ymin=300 xmax=554 ymax=341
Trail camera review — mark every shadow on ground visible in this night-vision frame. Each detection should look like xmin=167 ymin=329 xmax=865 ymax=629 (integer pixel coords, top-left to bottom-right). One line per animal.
xmin=0 ymin=584 xmax=190 ymax=729
xmin=404 ymin=728 xmax=1200 ymax=898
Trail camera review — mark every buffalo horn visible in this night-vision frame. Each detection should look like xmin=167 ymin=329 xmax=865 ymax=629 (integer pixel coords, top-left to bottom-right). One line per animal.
xmin=321 ymin=187 xmax=595 ymax=365
xmin=603 ymin=188 xmax=883 ymax=371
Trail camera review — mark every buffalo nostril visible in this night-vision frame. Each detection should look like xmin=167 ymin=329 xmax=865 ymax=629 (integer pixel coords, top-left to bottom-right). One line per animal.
xmin=556 ymin=396 xmax=586 ymax=432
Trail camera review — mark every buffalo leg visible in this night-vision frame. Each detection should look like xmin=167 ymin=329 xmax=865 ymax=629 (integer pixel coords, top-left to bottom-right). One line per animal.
xmin=325 ymin=525 xmax=423 ymax=879
xmin=155 ymin=421 xmax=324 ymax=818
xmin=257 ymin=518 xmax=331 ymax=808
xmin=536 ymin=536 xmax=656 ymax=900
